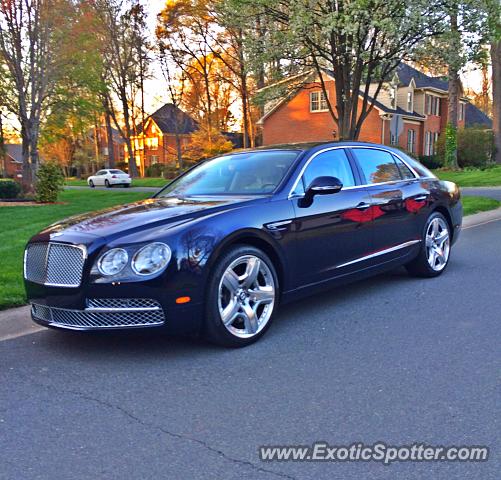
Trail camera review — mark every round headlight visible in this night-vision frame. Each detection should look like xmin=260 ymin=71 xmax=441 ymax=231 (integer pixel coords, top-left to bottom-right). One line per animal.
xmin=132 ymin=242 xmax=171 ymax=276
xmin=98 ymin=248 xmax=128 ymax=276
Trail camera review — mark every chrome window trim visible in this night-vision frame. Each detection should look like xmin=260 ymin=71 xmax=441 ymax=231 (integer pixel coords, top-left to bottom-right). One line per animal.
xmin=336 ymin=239 xmax=421 ymax=269
xmin=287 ymin=145 xmax=421 ymax=199
xmin=23 ymin=242 xmax=87 ymax=288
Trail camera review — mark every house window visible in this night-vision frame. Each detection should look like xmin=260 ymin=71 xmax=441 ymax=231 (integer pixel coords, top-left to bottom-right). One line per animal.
xmin=407 ymin=129 xmax=416 ymax=153
xmin=390 ymin=133 xmax=398 ymax=146
xmin=310 ymin=91 xmax=329 ymax=112
xmin=426 ymin=95 xmax=441 ymax=116
xmin=134 ymin=138 xmax=144 ymax=150
xmin=150 ymin=155 xmax=159 ymax=164
xmin=146 ymin=137 xmax=159 ymax=149
xmin=407 ymin=91 xmax=413 ymax=112
xmin=424 ymin=131 xmax=437 ymax=156
xmin=459 ymin=103 xmax=465 ymax=121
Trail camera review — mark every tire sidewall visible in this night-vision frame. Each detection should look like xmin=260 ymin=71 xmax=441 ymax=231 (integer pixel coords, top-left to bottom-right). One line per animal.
xmin=205 ymin=245 xmax=279 ymax=347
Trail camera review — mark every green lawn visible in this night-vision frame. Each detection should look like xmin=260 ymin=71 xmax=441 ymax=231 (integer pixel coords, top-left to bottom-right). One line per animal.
xmin=0 ymin=190 xmax=499 ymax=311
xmin=65 ymin=177 xmax=170 ymax=188
xmin=0 ymin=190 xmax=149 ymax=310
xmin=462 ymin=196 xmax=501 ymax=216
xmin=432 ymin=165 xmax=501 ymax=187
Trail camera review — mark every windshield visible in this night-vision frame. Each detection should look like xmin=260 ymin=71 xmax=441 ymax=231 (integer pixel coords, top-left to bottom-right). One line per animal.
xmin=157 ymin=151 xmax=300 ymax=197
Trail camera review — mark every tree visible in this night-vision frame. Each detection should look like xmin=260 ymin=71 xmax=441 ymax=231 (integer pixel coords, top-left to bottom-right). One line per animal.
xmin=0 ymin=0 xmax=72 ymax=191
xmin=95 ymin=0 xmax=150 ymax=177
xmin=240 ymin=0 xmax=446 ymax=141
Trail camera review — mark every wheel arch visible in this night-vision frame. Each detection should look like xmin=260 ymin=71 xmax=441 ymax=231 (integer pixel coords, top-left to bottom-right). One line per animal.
xmin=206 ymin=229 xmax=287 ymax=293
xmin=431 ymin=205 xmax=454 ymax=240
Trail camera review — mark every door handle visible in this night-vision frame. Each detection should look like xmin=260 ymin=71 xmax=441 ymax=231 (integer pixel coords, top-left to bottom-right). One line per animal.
xmin=356 ymin=202 xmax=371 ymax=211
xmin=414 ymin=195 xmax=428 ymax=202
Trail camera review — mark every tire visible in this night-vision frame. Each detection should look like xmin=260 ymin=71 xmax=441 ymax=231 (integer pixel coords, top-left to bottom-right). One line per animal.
xmin=205 ymin=245 xmax=279 ymax=347
xmin=89 ymin=180 xmax=94 ymax=188
xmin=406 ymin=212 xmax=452 ymax=278
xmin=105 ymin=179 xmax=111 ymax=188
xmin=123 ymin=184 xmax=130 ymax=188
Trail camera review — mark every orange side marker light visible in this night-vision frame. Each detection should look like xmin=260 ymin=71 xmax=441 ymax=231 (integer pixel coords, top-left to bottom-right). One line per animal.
xmin=176 ymin=296 xmax=191 ymax=304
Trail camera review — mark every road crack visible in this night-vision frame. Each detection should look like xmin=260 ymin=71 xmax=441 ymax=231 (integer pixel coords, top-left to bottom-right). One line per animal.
xmin=20 ymin=375 xmax=298 ymax=480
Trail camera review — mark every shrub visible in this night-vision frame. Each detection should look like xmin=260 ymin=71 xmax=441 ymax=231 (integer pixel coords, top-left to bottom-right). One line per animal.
xmin=35 ymin=162 xmax=65 ymax=203
xmin=457 ymin=128 xmax=494 ymax=168
xmin=145 ymin=163 xmax=181 ymax=179
xmin=435 ymin=128 xmax=494 ymax=169
xmin=418 ymin=155 xmax=443 ymax=170
xmin=0 ymin=179 xmax=21 ymax=199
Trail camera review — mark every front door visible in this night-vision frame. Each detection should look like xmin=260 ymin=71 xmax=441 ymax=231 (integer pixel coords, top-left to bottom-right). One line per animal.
xmin=291 ymin=148 xmax=373 ymax=286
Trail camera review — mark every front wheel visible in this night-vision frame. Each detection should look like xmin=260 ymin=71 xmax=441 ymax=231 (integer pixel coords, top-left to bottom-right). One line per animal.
xmin=205 ymin=245 xmax=279 ymax=347
xmin=89 ymin=180 xmax=94 ymax=188
xmin=406 ymin=212 xmax=451 ymax=277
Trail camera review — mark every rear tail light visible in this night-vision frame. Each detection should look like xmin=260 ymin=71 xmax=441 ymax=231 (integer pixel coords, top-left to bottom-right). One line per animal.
xmin=111 ymin=175 xmax=117 ymax=178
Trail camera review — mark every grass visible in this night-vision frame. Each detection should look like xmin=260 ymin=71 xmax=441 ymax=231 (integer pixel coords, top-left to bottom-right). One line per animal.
xmin=65 ymin=177 xmax=170 ymax=188
xmin=0 ymin=189 xmax=499 ymax=311
xmin=432 ymin=165 xmax=501 ymax=187
xmin=0 ymin=189 xmax=149 ymax=310
xmin=461 ymin=196 xmax=501 ymax=216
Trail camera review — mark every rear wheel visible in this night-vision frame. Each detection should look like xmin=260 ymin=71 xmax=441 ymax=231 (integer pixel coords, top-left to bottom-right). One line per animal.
xmin=406 ymin=212 xmax=451 ymax=277
xmin=205 ymin=245 xmax=279 ymax=347
xmin=105 ymin=179 xmax=111 ymax=188
xmin=89 ymin=180 xmax=94 ymax=188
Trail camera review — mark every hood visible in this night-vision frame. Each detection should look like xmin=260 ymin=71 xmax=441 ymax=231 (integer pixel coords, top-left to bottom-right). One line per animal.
xmin=35 ymin=195 xmax=261 ymax=243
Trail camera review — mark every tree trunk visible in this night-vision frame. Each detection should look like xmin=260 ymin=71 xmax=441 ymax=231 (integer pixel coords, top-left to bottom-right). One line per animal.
xmin=121 ymin=94 xmax=139 ymax=177
xmin=446 ymin=9 xmax=460 ymax=169
xmin=492 ymin=40 xmax=501 ymax=164
xmin=104 ymin=109 xmax=115 ymax=168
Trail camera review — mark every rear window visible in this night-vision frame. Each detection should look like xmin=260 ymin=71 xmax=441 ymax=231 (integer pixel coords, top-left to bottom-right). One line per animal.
xmin=110 ymin=170 xmax=126 ymax=174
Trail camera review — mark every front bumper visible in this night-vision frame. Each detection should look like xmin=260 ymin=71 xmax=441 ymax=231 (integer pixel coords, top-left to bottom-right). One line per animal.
xmin=31 ymin=298 xmax=165 ymax=331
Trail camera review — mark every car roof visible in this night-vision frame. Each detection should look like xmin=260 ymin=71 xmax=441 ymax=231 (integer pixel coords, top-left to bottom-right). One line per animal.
xmin=234 ymin=141 xmax=405 ymax=155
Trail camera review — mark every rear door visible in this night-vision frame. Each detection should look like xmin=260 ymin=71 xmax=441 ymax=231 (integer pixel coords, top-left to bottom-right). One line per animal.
xmin=291 ymin=147 xmax=374 ymax=286
xmin=350 ymin=147 xmax=427 ymax=262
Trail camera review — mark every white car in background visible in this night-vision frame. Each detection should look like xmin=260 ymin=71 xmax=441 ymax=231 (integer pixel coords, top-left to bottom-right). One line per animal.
xmin=88 ymin=169 xmax=132 ymax=188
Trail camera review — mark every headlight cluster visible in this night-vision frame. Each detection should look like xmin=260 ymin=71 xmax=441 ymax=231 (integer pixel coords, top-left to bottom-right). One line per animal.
xmin=96 ymin=242 xmax=171 ymax=278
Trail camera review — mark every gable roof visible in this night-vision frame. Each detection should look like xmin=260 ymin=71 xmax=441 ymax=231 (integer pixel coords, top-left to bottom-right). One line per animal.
xmin=140 ymin=103 xmax=198 ymax=135
xmin=396 ymin=64 xmax=448 ymax=92
xmin=465 ymin=103 xmax=493 ymax=128
xmin=5 ymin=144 xmax=23 ymax=163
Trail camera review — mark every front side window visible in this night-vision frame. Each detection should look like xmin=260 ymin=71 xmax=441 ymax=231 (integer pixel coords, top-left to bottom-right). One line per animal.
xmin=310 ymin=91 xmax=329 ymax=112
xmin=297 ymin=149 xmax=355 ymax=193
xmin=158 ymin=151 xmax=299 ymax=197
xmin=353 ymin=148 xmax=401 ymax=184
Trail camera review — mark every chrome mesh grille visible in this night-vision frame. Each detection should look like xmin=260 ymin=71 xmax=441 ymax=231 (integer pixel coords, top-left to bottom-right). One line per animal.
xmin=32 ymin=303 xmax=165 ymax=329
xmin=25 ymin=243 xmax=85 ymax=287
xmin=86 ymin=298 xmax=160 ymax=310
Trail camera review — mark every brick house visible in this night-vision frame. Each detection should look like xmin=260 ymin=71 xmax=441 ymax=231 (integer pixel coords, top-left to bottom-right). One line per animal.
xmin=259 ymin=64 xmax=491 ymax=156
xmin=89 ymin=125 xmax=125 ymax=167
xmin=130 ymin=103 xmax=198 ymax=175
xmin=1 ymin=144 xmax=23 ymax=179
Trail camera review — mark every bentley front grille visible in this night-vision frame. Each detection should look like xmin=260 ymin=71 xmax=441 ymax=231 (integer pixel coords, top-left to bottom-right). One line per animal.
xmin=24 ymin=243 xmax=86 ymax=288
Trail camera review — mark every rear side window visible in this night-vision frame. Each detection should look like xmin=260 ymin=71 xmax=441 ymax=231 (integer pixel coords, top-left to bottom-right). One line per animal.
xmin=398 ymin=152 xmax=436 ymax=178
xmin=393 ymin=156 xmax=415 ymax=180
xmin=301 ymin=148 xmax=355 ymax=191
xmin=110 ymin=170 xmax=125 ymax=174
xmin=352 ymin=148 xmax=401 ymax=184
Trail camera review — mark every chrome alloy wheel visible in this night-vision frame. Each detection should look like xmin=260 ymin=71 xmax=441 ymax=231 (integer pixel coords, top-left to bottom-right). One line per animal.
xmin=218 ymin=255 xmax=276 ymax=338
xmin=426 ymin=217 xmax=450 ymax=272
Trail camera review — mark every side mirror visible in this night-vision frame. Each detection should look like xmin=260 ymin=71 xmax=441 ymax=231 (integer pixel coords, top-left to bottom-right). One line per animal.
xmin=299 ymin=176 xmax=343 ymax=207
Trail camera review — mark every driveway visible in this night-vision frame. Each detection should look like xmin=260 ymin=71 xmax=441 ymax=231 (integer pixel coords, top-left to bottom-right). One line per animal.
xmin=1 ymin=218 xmax=499 ymax=479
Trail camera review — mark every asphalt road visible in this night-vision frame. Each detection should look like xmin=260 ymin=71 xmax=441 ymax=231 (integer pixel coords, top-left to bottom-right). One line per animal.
xmin=1 ymin=220 xmax=500 ymax=480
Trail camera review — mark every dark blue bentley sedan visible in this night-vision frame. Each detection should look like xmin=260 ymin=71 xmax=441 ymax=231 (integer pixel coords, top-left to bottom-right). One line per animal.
xmin=24 ymin=142 xmax=462 ymax=347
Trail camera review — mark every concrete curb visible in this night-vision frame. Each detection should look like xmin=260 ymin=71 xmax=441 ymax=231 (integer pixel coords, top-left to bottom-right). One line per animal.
xmin=462 ymin=207 xmax=501 ymax=229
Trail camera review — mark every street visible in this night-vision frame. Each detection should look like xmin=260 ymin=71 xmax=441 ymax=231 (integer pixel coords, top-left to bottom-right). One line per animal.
xmin=0 ymin=218 xmax=500 ymax=480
